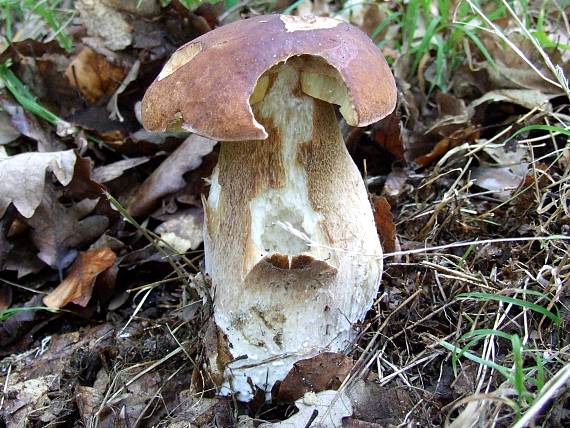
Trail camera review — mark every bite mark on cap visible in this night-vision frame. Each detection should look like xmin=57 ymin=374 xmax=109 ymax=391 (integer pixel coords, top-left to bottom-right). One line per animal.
xmin=158 ymin=42 xmax=203 ymax=81
xmin=280 ymin=15 xmax=341 ymax=32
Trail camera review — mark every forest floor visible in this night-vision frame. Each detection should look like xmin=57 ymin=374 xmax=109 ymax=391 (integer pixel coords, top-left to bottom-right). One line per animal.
xmin=0 ymin=1 xmax=569 ymax=427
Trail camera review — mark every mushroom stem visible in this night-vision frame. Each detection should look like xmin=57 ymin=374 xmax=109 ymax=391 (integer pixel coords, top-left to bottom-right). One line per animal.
xmin=204 ymin=59 xmax=382 ymax=400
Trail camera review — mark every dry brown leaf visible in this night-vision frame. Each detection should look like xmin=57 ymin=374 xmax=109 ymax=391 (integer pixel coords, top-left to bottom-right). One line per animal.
xmin=155 ymin=208 xmax=204 ymax=253
xmin=43 ymin=247 xmax=117 ymax=308
xmin=371 ymin=109 xmax=404 ymax=160
xmin=276 ymin=352 xmax=353 ymax=402
xmin=469 ymin=89 xmax=552 ymax=112
xmin=415 ymin=127 xmax=480 ymax=167
xmin=92 ymin=156 xmax=149 ymax=183
xmin=65 ymin=48 xmax=127 ymax=103
xmin=415 ymin=137 xmax=451 ymax=167
xmin=28 ymin=186 xmax=109 ymax=269
xmin=372 ymin=196 xmax=396 ymax=254
xmin=76 ymin=0 xmax=133 ymax=51
xmin=0 ymin=150 xmax=77 ymax=218
xmin=477 ymin=32 xmax=566 ymax=94
xmin=128 ymin=134 xmax=216 ymax=217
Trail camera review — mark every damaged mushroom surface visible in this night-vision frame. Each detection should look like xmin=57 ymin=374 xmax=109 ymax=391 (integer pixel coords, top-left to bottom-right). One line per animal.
xmin=141 ymin=14 xmax=397 ymax=401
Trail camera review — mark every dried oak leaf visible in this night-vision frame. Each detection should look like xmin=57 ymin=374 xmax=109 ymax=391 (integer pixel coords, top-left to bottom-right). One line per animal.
xmin=372 ymin=196 xmax=396 ymax=254
xmin=276 ymin=352 xmax=353 ymax=402
xmin=128 ymin=134 xmax=216 ymax=217
xmin=92 ymin=156 xmax=149 ymax=183
xmin=76 ymin=0 xmax=133 ymax=51
xmin=43 ymin=247 xmax=117 ymax=308
xmin=414 ymin=126 xmax=480 ymax=167
xmin=65 ymin=47 xmax=128 ymax=103
xmin=28 ymin=186 xmax=109 ymax=269
xmin=371 ymin=109 xmax=404 ymax=160
xmin=0 ymin=150 xmax=77 ymax=218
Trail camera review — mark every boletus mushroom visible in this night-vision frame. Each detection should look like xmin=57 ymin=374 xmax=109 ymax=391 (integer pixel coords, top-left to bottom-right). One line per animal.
xmin=141 ymin=14 xmax=397 ymax=400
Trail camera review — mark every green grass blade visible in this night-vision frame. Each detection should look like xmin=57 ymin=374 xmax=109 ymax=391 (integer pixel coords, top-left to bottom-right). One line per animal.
xmin=441 ymin=340 xmax=513 ymax=380
xmin=0 ymin=62 xmax=61 ymax=125
xmin=0 ymin=306 xmax=59 ymax=321
xmin=457 ymin=292 xmax=561 ymax=325
xmin=511 ymin=334 xmax=527 ymax=399
xmin=503 ymin=124 xmax=570 ymax=146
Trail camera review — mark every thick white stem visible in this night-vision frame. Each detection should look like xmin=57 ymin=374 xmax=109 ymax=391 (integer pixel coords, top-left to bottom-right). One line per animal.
xmin=204 ymin=60 xmax=382 ymax=400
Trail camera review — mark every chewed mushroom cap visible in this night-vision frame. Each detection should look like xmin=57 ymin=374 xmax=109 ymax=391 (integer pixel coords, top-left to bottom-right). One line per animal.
xmin=141 ymin=14 xmax=397 ymax=141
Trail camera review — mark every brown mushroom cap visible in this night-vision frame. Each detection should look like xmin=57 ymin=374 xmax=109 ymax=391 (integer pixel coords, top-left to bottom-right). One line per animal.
xmin=141 ymin=14 xmax=397 ymax=141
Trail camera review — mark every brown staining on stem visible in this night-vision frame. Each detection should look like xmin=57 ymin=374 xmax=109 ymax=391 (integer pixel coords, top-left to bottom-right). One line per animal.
xmin=212 ymin=115 xmax=286 ymax=277
xmin=297 ymin=99 xmax=350 ymax=213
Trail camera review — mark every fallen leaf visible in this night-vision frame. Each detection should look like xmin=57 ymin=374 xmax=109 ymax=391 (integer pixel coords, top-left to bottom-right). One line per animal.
xmin=382 ymin=167 xmax=409 ymax=203
xmin=1 ymin=324 xmax=114 ymax=424
xmin=92 ymin=156 xmax=149 ymax=183
xmin=372 ymin=196 xmax=397 ymax=254
xmin=2 ymin=239 xmax=46 ymax=277
xmin=0 ymin=150 xmax=77 ymax=218
xmin=155 ymin=208 xmax=204 ymax=254
xmin=0 ymin=94 xmax=64 ymax=151
xmin=27 ymin=186 xmax=109 ymax=269
xmin=76 ymin=0 xmax=133 ymax=51
xmin=476 ymin=32 xmax=567 ymax=94
xmin=469 ymin=89 xmax=552 ymax=112
xmin=371 ymin=109 xmax=404 ymax=160
xmin=276 ymin=352 xmax=353 ymax=402
xmin=128 ymin=134 xmax=217 ymax=217
xmin=426 ymin=92 xmax=470 ymax=137
xmin=43 ymin=247 xmax=117 ymax=308
xmin=107 ymin=59 xmax=141 ymax=121
xmin=415 ymin=137 xmax=452 ymax=167
xmin=75 ymin=385 xmax=104 ymax=423
xmin=65 ymin=47 xmax=128 ymax=103
xmin=347 ymin=378 xmax=415 ymax=425
xmin=415 ymin=127 xmax=480 ymax=167
xmin=0 ymin=110 xmax=20 ymax=144
xmin=472 ymin=167 xmax=524 ymax=200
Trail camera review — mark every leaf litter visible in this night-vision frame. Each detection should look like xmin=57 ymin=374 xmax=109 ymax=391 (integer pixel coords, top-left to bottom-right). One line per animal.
xmin=0 ymin=1 xmax=569 ymax=427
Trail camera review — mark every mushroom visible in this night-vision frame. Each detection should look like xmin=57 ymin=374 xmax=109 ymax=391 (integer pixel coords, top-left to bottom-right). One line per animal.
xmin=141 ymin=14 xmax=397 ymax=400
